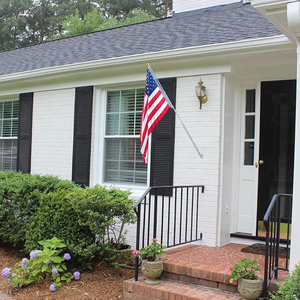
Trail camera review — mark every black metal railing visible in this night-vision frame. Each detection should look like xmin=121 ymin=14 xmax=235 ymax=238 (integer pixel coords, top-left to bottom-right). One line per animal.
xmin=263 ymin=193 xmax=292 ymax=297
xmin=133 ymin=185 xmax=205 ymax=281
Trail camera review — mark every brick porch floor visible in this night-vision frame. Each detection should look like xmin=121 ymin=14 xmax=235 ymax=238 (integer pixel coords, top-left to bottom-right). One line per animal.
xmin=124 ymin=243 xmax=288 ymax=300
xmin=163 ymin=243 xmax=288 ymax=279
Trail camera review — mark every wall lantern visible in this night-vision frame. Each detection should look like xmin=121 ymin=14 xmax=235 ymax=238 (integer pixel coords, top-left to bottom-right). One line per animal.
xmin=195 ymin=79 xmax=208 ymax=110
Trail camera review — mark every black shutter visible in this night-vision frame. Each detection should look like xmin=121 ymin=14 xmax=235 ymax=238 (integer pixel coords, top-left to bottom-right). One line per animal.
xmin=72 ymin=86 xmax=93 ymax=186
xmin=17 ymin=93 xmax=33 ymax=173
xmin=150 ymin=78 xmax=176 ymax=196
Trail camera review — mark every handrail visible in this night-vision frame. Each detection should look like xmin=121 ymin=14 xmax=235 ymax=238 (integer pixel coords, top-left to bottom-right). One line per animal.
xmin=134 ymin=185 xmax=205 ymax=282
xmin=263 ymin=193 xmax=292 ymax=297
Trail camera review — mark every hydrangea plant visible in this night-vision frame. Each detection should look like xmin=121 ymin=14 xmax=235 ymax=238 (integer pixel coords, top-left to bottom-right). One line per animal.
xmin=1 ymin=237 xmax=80 ymax=292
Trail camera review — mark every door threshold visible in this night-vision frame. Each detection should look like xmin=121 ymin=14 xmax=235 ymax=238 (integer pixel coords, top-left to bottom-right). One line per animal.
xmin=230 ymin=232 xmax=265 ymax=241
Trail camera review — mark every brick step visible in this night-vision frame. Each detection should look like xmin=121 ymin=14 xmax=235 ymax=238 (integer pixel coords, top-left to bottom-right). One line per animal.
xmin=124 ymin=277 xmax=241 ymax=300
xmin=162 ymin=258 xmax=237 ymax=294
xmin=162 ymin=247 xmax=281 ymax=294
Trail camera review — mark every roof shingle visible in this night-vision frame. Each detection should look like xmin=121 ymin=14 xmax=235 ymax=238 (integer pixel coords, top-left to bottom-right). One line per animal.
xmin=0 ymin=2 xmax=281 ymax=76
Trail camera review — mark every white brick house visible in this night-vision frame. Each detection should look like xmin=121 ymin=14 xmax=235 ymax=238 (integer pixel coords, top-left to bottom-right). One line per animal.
xmin=0 ymin=0 xmax=300 ymax=272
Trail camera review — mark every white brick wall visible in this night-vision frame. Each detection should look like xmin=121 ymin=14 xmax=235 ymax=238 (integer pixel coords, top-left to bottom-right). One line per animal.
xmin=31 ymin=89 xmax=75 ymax=180
xmin=173 ymin=75 xmax=223 ymax=246
xmin=174 ymin=0 xmax=240 ymax=13
xmin=124 ymin=74 xmax=224 ymax=249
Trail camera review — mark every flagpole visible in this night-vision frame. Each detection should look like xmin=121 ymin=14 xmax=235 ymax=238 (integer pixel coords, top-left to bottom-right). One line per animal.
xmin=147 ymin=63 xmax=203 ymax=159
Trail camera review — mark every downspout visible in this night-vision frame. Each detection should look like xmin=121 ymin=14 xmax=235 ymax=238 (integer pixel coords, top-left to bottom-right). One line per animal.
xmin=287 ymin=0 xmax=300 ymax=271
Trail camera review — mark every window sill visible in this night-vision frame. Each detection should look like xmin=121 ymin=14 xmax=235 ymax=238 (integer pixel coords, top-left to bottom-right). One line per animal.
xmin=100 ymin=182 xmax=148 ymax=201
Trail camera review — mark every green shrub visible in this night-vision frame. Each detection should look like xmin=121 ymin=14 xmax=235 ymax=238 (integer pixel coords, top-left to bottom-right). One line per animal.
xmin=0 ymin=171 xmax=76 ymax=247
xmin=0 ymin=172 xmax=136 ymax=269
xmin=70 ymin=185 xmax=136 ymax=266
xmin=24 ymin=188 xmax=95 ymax=266
xmin=71 ymin=186 xmax=136 ymax=245
xmin=270 ymin=263 xmax=300 ymax=300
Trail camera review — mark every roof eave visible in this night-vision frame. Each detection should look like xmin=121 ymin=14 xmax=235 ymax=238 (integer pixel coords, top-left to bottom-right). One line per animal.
xmin=0 ymin=35 xmax=292 ymax=84
xmin=251 ymin=0 xmax=296 ymax=41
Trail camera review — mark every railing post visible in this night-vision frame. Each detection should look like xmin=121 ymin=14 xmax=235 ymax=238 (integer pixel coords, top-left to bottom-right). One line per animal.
xmin=135 ymin=204 xmax=141 ymax=282
xmin=153 ymin=189 xmax=158 ymax=239
xmin=263 ymin=217 xmax=270 ymax=298
xmin=275 ymin=200 xmax=281 ymax=279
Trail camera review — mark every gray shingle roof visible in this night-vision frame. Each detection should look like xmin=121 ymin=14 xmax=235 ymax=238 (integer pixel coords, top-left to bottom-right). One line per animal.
xmin=0 ymin=2 xmax=281 ymax=76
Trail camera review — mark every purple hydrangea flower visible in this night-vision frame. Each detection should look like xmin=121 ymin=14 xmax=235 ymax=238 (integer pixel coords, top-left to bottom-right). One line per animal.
xmin=8 ymin=273 xmax=17 ymax=283
xmin=64 ymin=253 xmax=71 ymax=260
xmin=22 ymin=258 xmax=28 ymax=268
xmin=73 ymin=271 xmax=81 ymax=280
xmin=49 ymin=283 xmax=56 ymax=292
xmin=30 ymin=250 xmax=42 ymax=259
xmin=51 ymin=268 xmax=58 ymax=275
xmin=1 ymin=267 xmax=10 ymax=278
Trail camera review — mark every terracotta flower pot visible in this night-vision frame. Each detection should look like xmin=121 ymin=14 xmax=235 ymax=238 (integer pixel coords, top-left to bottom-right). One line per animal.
xmin=237 ymin=277 xmax=263 ymax=300
xmin=141 ymin=260 xmax=163 ymax=285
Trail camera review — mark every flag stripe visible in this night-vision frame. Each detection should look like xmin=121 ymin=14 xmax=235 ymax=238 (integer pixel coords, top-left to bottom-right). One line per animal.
xmin=140 ymin=67 xmax=171 ymax=164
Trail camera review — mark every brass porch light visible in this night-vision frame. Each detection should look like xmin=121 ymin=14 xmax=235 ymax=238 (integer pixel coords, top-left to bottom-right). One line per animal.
xmin=195 ymin=79 xmax=208 ymax=110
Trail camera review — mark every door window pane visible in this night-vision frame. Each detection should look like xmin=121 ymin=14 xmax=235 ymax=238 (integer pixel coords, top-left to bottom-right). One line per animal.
xmin=245 ymin=116 xmax=255 ymax=139
xmin=244 ymin=142 xmax=254 ymax=165
xmin=246 ymin=90 xmax=255 ymax=113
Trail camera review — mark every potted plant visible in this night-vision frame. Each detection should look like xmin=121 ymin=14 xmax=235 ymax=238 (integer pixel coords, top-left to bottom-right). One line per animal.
xmin=228 ymin=258 xmax=263 ymax=300
xmin=132 ymin=238 xmax=166 ymax=285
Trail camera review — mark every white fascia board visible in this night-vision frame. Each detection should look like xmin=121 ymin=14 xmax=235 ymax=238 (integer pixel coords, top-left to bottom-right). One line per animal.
xmin=251 ymin=0 xmax=292 ymax=9
xmin=0 ymin=35 xmax=292 ymax=84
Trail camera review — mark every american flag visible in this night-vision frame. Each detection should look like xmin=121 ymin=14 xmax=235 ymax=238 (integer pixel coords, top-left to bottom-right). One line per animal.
xmin=140 ymin=66 xmax=172 ymax=164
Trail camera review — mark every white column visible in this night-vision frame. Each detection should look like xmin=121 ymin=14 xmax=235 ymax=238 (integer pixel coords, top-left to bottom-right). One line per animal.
xmin=290 ymin=42 xmax=300 ymax=271
xmin=288 ymin=1 xmax=300 ymax=271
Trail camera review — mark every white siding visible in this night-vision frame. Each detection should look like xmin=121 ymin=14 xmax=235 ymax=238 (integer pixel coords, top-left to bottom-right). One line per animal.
xmin=174 ymin=75 xmax=223 ymax=246
xmin=31 ymin=89 xmax=75 ymax=180
xmin=174 ymin=0 xmax=240 ymax=13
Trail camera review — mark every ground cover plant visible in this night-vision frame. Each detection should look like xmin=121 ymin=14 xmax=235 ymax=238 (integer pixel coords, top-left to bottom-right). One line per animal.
xmin=2 ymin=237 xmax=75 ymax=291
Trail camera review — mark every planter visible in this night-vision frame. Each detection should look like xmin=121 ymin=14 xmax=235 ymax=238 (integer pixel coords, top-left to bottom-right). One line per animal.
xmin=141 ymin=260 xmax=163 ymax=285
xmin=238 ymin=277 xmax=263 ymax=300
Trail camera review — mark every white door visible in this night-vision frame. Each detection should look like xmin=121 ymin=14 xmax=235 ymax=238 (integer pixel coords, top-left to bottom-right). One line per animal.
xmin=237 ymin=81 xmax=296 ymax=236
xmin=237 ymin=88 xmax=260 ymax=235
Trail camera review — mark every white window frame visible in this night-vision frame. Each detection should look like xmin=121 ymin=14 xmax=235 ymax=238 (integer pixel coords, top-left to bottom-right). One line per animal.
xmin=0 ymin=99 xmax=19 ymax=171
xmin=92 ymin=86 xmax=151 ymax=198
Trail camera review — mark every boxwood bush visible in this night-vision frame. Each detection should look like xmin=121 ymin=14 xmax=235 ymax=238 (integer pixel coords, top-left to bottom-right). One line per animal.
xmin=0 ymin=172 xmax=76 ymax=247
xmin=0 ymin=171 xmax=136 ymax=268
xmin=270 ymin=263 xmax=300 ymax=300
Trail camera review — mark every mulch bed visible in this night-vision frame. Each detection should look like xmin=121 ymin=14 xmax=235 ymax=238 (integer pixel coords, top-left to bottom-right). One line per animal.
xmin=0 ymin=244 xmax=135 ymax=300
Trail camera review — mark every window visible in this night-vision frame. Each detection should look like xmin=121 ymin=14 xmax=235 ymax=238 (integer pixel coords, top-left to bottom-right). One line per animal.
xmin=0 ymin=100 xmax=19 ymax=171
xmin=104 ymin=89 xmax=147 ymax=185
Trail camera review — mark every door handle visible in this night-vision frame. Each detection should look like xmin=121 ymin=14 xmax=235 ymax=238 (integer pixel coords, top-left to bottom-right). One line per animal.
xmin=255 ymin=160 xmax=264 ymax=168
